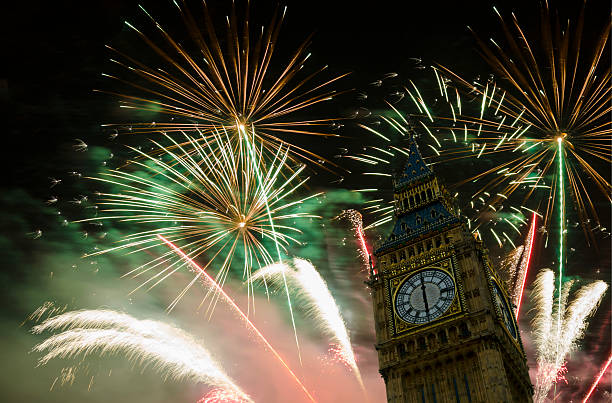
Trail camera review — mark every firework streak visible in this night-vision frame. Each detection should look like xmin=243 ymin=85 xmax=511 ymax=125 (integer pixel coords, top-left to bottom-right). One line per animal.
xmin=554 ymin=137 xmax=565 ymax=402
xmin=32 ymin=309 xmax=251 ymax=401
xmin=530 ymin=269 xmax=608 ymax=402
xmin=515 ymin=212 xmax=536 ymax=319
xmin=249 ymin=259 xmax=366 ymax=396
xmin=582 ymin=353 xmax=612 ymax=403
xmin=335 ymin=209 xmax=370 ymax=267
xmin=159 ymin=234 xmax=316 ymax=402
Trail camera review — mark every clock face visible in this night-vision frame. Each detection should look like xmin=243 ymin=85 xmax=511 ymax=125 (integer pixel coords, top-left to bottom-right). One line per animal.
xmin=492 ymin=281 xmax=517 ymax=338
xmin=394 ymin=269 xmax=455 ymax=325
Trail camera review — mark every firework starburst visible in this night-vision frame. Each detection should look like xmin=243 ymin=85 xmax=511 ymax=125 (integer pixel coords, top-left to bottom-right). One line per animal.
xmin=80 ymin=129 xmax=320 ymax=311
xmin=432 ymin=2 xmax=611 ymax=246
xmin=101 ymin=0 xmax=348 ymax=168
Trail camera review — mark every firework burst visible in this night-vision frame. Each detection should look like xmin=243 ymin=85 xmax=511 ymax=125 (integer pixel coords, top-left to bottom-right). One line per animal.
xmin=348 ymin=1 xmax=609 ymax=251
xmin=32 ymin=309 xmax=251 ymax=401
xmin=79 ymin=129 xmax=321 ymax=312
xmin=101 ymin=0 xmax=347 ymax=168
xmin=530 ymin=269 xmax=608 ymax=402
xmin=431 ymin=2 xmax=611 ymax=246
xmin=343 ymin=69 xmax=537 ymax=251
xmin=346 ymin=111 xmax=533 ymax=255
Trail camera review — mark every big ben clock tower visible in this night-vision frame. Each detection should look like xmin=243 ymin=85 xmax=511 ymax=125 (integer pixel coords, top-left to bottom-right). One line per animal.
xmin=367 ymin=137 xmax=533 ymax=402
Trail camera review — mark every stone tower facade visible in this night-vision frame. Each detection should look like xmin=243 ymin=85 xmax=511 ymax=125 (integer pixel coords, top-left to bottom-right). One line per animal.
xmin=367 ymin=138 xmax=533 ymax=402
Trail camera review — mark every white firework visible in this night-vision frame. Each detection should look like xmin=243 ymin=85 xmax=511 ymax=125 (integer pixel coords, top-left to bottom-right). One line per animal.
xmin=249 ymin=258 xmax=366 ymax=394
xmin=530 ymin=270 xmax=608 ymax=402
xmin=32 ymin=309 xmax=251 ymax=401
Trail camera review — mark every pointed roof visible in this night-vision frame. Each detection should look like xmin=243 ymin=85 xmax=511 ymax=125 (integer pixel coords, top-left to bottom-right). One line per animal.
xmin=375 ymin=136 xmax=460 ymax=256
xmin=393 ymin=137 xmax=433 ymax=191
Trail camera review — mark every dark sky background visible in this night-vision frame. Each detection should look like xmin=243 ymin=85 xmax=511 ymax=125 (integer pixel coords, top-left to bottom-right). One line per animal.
xmin=3 ymin=0 xmax=609 ymax=194
xmin=3 ymin=0 xmax=486 ymax=190
xmin=2 ymin=0 xmax=610 ymax=402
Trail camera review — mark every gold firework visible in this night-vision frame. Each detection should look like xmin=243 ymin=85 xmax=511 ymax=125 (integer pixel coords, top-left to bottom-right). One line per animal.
xmin=429 ymin=2 xmax=610 ymax=245
xmin=99 ymin=0 xmax=348 ymax=168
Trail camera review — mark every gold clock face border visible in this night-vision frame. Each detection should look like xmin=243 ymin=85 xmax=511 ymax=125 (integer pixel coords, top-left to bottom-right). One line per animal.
xmin=392 ymin=267 xmax=456 ymax=325
xmin=387 ymin=254 xmax=465 ymax=337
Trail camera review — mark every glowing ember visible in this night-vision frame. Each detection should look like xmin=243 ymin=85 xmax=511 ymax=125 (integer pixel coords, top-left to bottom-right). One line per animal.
xmin=198 ymin=388 xmax=251 ymax=403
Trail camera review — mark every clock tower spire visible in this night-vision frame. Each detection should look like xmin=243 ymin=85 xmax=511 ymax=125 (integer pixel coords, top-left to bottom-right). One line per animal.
xmin=367 ymin=136 xmax=533 ymax=402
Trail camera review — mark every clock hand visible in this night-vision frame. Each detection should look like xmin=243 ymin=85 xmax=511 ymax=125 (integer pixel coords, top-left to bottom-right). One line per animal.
xmin=420 ymin=273 xmax=430 ymax=316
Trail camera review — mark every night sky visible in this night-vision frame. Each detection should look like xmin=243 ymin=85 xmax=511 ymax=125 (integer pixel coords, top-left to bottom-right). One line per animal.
xmin=2 ymin=1 xmax=610 ymax=402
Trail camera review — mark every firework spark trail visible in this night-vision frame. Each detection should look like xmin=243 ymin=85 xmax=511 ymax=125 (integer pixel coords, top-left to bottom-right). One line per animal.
xmin=515 ymin=212 xmax=536 ymax=319
xmin=79 ymin=130 xmax=320 ymax=313
xmin=101 ymin=1 xmax=348 ymax=169
xmin=32 ymin=310 xmax=251 ymax=401
xmin=582 ymin=354 xmax=612 ymax=403
xmin=198 ymin=388 xmax=251 ymax=403
xmin=554 ymin=138 xmax=565 ymax=401
xmin=249 ymin=258 xmax=366 ymax=397
xmin=532 ymin=270 xmax=555 ymax=362
xmin=530 ymin=269 xmax=608 ymax=402
xmin=158 ymin=234 xmax=317 ymax=402
xmin=501 ymin=245 xmax=524 ymax=290
xmin=334 ymin=209 xmax=370 ymax=267
xmin=353 ymin=212 xmax=370 ymax=263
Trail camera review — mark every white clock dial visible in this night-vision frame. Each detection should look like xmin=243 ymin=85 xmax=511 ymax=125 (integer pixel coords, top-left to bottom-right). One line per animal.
xmin=394 ymin=269 xmax=455 ymax=325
